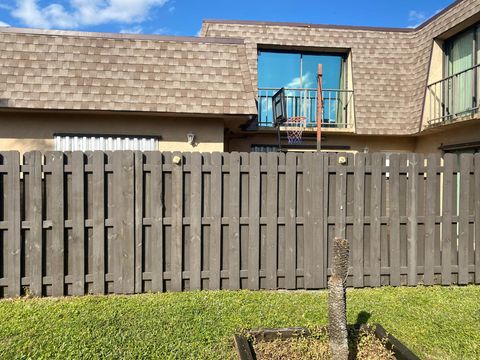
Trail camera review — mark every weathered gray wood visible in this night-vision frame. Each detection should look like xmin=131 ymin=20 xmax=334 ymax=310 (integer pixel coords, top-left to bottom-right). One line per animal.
xmin=149 ymin=152 xmax=164 ymax=293
xmin=442 ymin=154 xmax=454 ymax=285
xmin=134 ymin=151 xmax=144 ymax=293
xmin=229 ymin=152 xmax=241 ymax=289
xmin=47 ymin=152 xmax=65 ymax=297
xmin=71 ymin=152 xmax=85 ymax=295
xmin=25 ymin=151 xmax=43 ymax=296
xmin=388 ymin=154 xmax=401 ymax=286
xmin=113 ymin=151 xmax=135 ymax=294
xmin=424 ymin=154 xmax=438 ymax=285
xmin=248 ymin=152 xmax=261 ymax=290
xmin=189 ymin=152 xmax=202 ymax=290
xmin=475 ymin=154 xmax=480 ymax=284
xmin=335 ymin=153 xmax=347 ymax=240
xmin=266 ymin=152 xmax=278 ymax=289
xmin=210 ymin=152 xmax=222 ymax=290
xmin=302 ymin=153 xmax=313 ymax=289
xmin=353 ymin=153 xmax=366 ymax=288
xmin=92 ymin=151 xmax=105 ymax=294
xmin=370 ymin=153 xmax=382 ymax=287
xmin=6 ymin=152 xmax=21 ymax=297
xmin=285 ymin=153 xmax=297 ymax=289
xmin=407 ymin=153 xmax=419 ymax=286
xmin=171 ymin=152 xmax=183 ymax=291
xmin=312 ymin=152 xmax=325 ymax=288
xmin=458 ymin=154 xmax=472 ymax=285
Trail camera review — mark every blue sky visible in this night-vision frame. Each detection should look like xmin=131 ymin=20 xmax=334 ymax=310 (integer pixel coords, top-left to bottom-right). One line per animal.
xmin=0 ymin=0 xmax=454 ymax=36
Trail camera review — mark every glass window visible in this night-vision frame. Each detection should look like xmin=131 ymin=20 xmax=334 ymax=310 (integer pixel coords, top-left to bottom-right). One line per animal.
xmin=54 ymin=134 xmax=159 ymax=151
xmin=257 ymin=50 xmax=345 ymax=126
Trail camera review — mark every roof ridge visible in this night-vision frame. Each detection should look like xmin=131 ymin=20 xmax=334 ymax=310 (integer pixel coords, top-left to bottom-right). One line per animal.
xmin=0 ymin=26 xmax=245 ymax=44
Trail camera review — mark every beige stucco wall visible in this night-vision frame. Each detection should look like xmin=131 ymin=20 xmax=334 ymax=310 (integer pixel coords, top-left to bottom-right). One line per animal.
xmin=0 ymin=111 xmax=225 ymax=154
xmin=415 ymin=120 xmax=480 ymax=153
xmin=227 ymin=131 xmax=416 ymax=153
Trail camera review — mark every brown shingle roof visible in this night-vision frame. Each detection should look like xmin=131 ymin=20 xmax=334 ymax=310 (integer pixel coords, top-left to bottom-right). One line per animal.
xmin=0 ymin=27 xmax=257 ymax=116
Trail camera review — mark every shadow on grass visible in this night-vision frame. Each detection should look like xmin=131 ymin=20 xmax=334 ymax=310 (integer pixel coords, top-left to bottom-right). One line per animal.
xmin=347 ymin=311 xmax=372 ymax=360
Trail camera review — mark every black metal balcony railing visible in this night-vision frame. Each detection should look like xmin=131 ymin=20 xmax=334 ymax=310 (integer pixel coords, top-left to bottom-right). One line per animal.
xmin=426 ymin=64 xmax=480 ymax=125
xmin=257 ymin=88 xmax=354 ymax=128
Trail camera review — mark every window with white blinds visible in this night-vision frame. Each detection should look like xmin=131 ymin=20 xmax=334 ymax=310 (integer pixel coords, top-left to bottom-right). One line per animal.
xmin=54 ymin=134 xmax=159 ymax=151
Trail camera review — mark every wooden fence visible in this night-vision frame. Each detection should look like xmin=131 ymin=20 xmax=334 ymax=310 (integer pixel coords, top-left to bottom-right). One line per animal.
xmin=0 ymin=151 xmax=479 ymax=298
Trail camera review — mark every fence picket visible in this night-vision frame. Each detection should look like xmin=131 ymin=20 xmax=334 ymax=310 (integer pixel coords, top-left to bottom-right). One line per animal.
xmin=248 ymin=152 xmax=261 ymax=290
xmin=210 ymin=152 xmax=222 ymax=290
xmin=353 ymin=153 xmax=366 ymax=288
xmin=389 ymin=154 xmax=401 ymax=286
xmin=285 ymin=153 xmax=297 ymax=289
xmin=25 ymin=151 xmax=43 ymax=296
xmin=6 ymin=152 xmax=21 ymax=297
xmin=92 ymin=151 xmax=106 ymax=294
xmin=424 ymin=154 xmax=439 ymax=285
xmin=458 ymin=154 xmax=472 ymax=284
xmin=407 ymin=153 xmax=419 ymax=286
xmin=442 ymin=154 xmax=454 ymax=285
xmin=171 ymin=152 xmax=183 ymax=292
xmin=150 ymin=152 xmax=164 ymax=293
xmin=370 ymin=153 xmax=382 ymax=287
xmin=189 ymin=152 xmax=202 ymax=290
xmin=228 ymin=153 xmax=241 ymax=290
xmin=266 ymin=152 xmax=278 ymax=289
xmin=71 ymin=152 xmax=85 ymax=296
xmin=47 ymin=152 xmax=65 ymax=297
xmin=475 ymin=154 xmax=480 ymax=284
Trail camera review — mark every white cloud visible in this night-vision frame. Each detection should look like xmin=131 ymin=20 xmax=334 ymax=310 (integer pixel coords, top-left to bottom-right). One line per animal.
xmin=286 ymin=72 xmax=314 ymax=89
xmin=407 ymin=10 xmax=426 ymax=28
xmin=120 ymin=26 xmax=143 ymax=34
xmin=11 ymin=0 xmax=168 ymax=29
xmin=0 ymin=20 xmax=10 ymax=27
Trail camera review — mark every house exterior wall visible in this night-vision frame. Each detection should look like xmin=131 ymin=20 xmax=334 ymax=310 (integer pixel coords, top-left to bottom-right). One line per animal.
xmin=0 ymin=111 xmax=225 ymax=154
xmin=415 ymin=121 xmax=480 ymax=153
xmin=226 ymin=132 xmax=416 ymax=153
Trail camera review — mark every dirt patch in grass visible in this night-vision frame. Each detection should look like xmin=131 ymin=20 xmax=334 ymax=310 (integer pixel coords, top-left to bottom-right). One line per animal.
xmin=254 ymin=327 xmax=395 ymax=360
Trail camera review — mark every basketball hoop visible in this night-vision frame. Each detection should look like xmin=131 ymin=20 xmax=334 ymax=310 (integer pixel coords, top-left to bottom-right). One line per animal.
xmin=285 ymin=116 xmax=307 ymax=144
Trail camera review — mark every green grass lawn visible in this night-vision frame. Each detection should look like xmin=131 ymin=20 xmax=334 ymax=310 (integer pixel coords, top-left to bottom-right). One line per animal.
xmin=0 ymin=286 xmax=479 ymax=359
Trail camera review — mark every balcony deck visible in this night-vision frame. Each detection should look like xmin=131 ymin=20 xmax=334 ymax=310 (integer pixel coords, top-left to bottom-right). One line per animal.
xmin=257 ymin=88 xmax=355 ymax=131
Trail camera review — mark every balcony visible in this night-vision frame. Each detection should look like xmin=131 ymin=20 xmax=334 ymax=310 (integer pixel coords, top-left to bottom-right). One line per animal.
xmin=257 ymin=88 xmax=354 ymax=130
xmin=426 ymin=64 xmax=480 ymax=126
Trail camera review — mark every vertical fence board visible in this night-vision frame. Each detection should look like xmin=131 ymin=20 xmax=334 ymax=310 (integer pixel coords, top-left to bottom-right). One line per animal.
xmin=189 ymin=152 xmax=202 ymax=290
xmin=6 ymin=152 xmax=21 ymax=297
xmin=458 ymin=154 xmax=472 ymax=284
xmin=92 ymin=151 xmax=105 ymax=294
xmin=353 ymin=153 xmax=366 ymax=288
xmin=71 ymin=152 xmax=85 ymax=295
xmin=134 ymin=152 xmax=144 ymax=293
xmin=228 ymin=153 xmax=241 ymax=290
xmin=48 ymin=152 xmax=65 ymax=297
xmin=285 ymin=153 xmax=297 ymax=289
xmin=442 ymin=154 xmax=454 ymax=285
xmin=370 ymin=153 xmax=382 ymax=287
xmin=171 ymin=152 xmax=183 ymax=292
xmin=388 ymin=154 xmax=401 ymax=286
xmin=210 ymin=152 xmax=222 ymax=290
xmin=335 ymin=154 xmax=347 ymax=240
xmin=266 ymin=153 xmax=278 ymax=289
xmin=312 ymin=153 xmax=325 ymax=288
xmin=475 ymin=154 xmax=480 ymax=284
xmin=248 ymin=153 xmax=261 ymax=290
xmin=407 ymin=154 xmax=419 ymax=286
xmin=113 ymin=151 xmax=135 ymax=294
xmin=150 ymin=152 xmax=164 ymax=293
xmin=424 ymin=154 xmax=438 ymax=285
xmin=303 ymin=153 xmax=314 ymax=288
xmin=25 ymin=152 xmax=43 ymax=296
